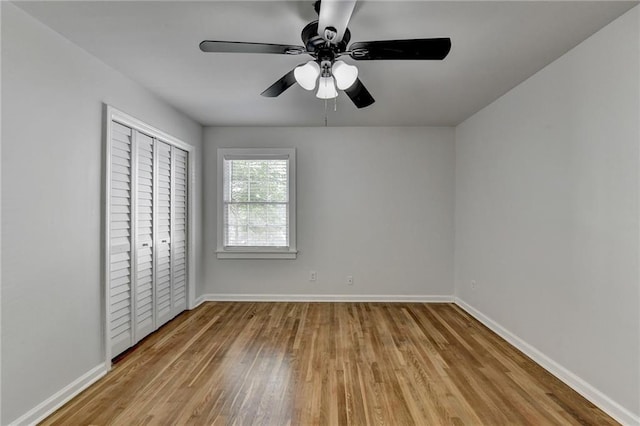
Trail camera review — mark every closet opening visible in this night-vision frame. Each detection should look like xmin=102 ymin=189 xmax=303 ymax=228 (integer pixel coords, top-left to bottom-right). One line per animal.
xmin=103 ymin=105 xmax=196 ymax=364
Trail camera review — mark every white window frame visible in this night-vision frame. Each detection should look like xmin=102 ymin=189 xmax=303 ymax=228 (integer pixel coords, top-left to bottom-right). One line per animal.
xmin=216 ymin=148 xmax=297 ymax=259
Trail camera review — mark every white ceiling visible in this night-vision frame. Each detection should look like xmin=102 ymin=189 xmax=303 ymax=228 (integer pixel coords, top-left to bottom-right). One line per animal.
xmin=15 ymin=1 xmax=637 ymax=127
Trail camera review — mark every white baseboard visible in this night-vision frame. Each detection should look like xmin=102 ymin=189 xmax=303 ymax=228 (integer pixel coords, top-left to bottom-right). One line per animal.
xmin=196 ymin=293 xmax=454 ymax=303
xmin=10 ymin=363 xmax=109 ymax=426
xmin=191 ymin=294 xmax=208 ymax=310
xmin=454 ymin=297 xmax=640 ymax=426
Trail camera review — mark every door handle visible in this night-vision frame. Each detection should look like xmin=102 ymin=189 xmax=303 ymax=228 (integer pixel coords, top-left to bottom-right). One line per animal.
xmin=142 ymin=243 xmax=149 ymax=247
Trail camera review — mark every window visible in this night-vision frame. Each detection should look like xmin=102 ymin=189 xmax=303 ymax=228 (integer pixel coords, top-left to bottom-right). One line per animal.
xmin=217 ymin=148 xmax=297 ymax=259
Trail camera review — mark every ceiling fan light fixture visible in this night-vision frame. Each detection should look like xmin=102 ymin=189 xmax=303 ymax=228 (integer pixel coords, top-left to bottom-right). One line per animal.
xmin=316 ymin=76 xmax=338 ymax=99
xmin=294 ymin=61 xmax=320 ymax=91
xmin=332 ymin=60 xmax=358 ymax=90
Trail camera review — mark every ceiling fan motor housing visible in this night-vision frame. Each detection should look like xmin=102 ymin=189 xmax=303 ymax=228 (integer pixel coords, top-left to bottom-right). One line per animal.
xmin=317 ymin=47 xmax=336 ymax=65
xmin=301 ymin=21 xmax=350 ymax=55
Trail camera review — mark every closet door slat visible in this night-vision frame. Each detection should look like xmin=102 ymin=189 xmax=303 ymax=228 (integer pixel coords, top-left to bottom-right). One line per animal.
xmin=172 ymin=147 xmax=188 ymax=314
xmin=135 ymin=133 xmax=155 ymax=342
xmin=109 ymin=121 xmax=133 ymax=357
xmin=155 ymin=141 xmax=173 ymax=327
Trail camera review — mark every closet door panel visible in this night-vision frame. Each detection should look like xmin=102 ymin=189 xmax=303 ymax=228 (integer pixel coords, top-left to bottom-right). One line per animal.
xmin=155 ymin=141 xmax=173 ymax=327
xmin=172 ymin=147 xmax=188 ymax=314
xmin=135 ymin=133 xmax=155 ymax=341
xmin=109 ymin=122 xmax=133 ymax=356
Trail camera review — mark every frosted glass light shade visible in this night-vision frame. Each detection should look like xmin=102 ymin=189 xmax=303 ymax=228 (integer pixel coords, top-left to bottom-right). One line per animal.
xmin=316 ymin=76 xmax=338 ymax=99
xmin=332 ymin=60 xmax=358 ymax=90
xmin=294 ymin=61 xmax=320 ymax=91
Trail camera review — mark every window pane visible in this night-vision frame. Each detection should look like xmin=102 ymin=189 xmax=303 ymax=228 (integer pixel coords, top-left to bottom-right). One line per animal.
xmin=248 ymin=226 xmax=268 ymax=246
xmin=227 ymin=203 xmax=247 ymax=226
xmin=268 ymin=226 xmax=287 ymax=246
xmin=248 ymin=204 xmax=267 ymax=226
xmin=231 ymin=160 xmax=248 ymax=180
xmin=248 ymin=181 xmax=268 ymax=202
xmin=249 ymin=160 xmax=268 ymax=180
xmin=226 ymin=225 xmax=248 ymax=246
xmin=268 ymin=161 xmax=288 ymax=202
xmin=230 ymin=180 xmax=248 ymax=202
xmin=266 ymin=204 xmax=287 ymax=226
xmin=267 ymin=181 xmax=287 ymax=202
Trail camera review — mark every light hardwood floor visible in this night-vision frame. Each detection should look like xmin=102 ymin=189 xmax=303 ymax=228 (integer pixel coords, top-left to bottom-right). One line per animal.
xmin=41 ymin=302 xmax=617 ymax=425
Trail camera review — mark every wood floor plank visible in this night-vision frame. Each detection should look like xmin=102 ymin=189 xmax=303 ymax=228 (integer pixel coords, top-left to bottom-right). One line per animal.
xmin=40 ymin=302 xmax=619 ymax=426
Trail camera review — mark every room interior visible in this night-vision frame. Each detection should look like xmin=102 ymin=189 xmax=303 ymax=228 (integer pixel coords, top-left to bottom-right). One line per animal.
xmin=2 ymin=0 xmax=639 ymax=424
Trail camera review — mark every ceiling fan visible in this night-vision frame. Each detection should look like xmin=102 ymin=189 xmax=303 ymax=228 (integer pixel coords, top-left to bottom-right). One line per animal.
xmin=199 ymin=0 xmax=451 ymax=109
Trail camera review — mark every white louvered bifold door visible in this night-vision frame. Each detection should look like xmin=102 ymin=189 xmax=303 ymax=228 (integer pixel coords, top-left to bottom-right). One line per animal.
xmin=155 ymin=141 xmax=173 ymax=327
xmin=108 ymin=117 xmax=190 ymax=359
xmin=135 ymin=133 xmax=155 ymax=342
xmin=171 ymin=147 xmax=188 ymax=315
xmin=109 ymin=122 xmax=134 ymax=356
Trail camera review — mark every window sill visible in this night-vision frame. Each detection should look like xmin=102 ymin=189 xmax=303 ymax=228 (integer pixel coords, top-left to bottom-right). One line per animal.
xmin=216 ymin=250 xmax=298 ymax=260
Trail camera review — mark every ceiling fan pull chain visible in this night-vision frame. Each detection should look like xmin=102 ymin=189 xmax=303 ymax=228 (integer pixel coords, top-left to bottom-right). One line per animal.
xmin=324 ymin=99 xmax=328 ymax=127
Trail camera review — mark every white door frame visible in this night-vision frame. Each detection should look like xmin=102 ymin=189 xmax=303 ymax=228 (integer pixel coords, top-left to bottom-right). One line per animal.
xmin=103 ymin=104 xmax=196 ymax=366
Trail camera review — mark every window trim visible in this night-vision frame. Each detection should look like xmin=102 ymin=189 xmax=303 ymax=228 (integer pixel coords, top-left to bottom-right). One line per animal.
xmin=216 ymin=148 xmax=297 ymax=259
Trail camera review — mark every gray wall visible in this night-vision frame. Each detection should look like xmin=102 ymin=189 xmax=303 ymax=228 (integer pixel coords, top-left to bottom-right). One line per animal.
xmin=1 ymin=3 xmax=203 ymax=423
xmin=203 ymin=126 xmax=455 ymax=298
xmin=455 ymin=7 xmax=639 ymax=419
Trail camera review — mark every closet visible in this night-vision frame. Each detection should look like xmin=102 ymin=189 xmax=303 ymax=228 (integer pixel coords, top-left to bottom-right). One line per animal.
xmin=108 ymin=119 xmax=189 ymax=358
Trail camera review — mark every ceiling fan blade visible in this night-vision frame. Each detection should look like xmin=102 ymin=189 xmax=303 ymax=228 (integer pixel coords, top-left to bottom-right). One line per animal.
xmin=344 ymin=78 xmax=374 ymax=109
xmin=261 ymin=69 xmax=298 ymax=98
xmin=199 ymin=40 xmax=306 ymax=55
xmin=317 ymin=0 xmax=357 ymax=43
xmin=349 ymin=38 xmax=451 ymax=61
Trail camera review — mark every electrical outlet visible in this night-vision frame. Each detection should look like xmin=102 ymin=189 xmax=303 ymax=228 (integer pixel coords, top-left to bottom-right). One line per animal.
xmin=471 ymin=280 xmax=477 ymax=290
xmin=347 ymin=275 xmax=354 ymax=285
xmin=309 ymin=271 xmax=317 ymax=282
